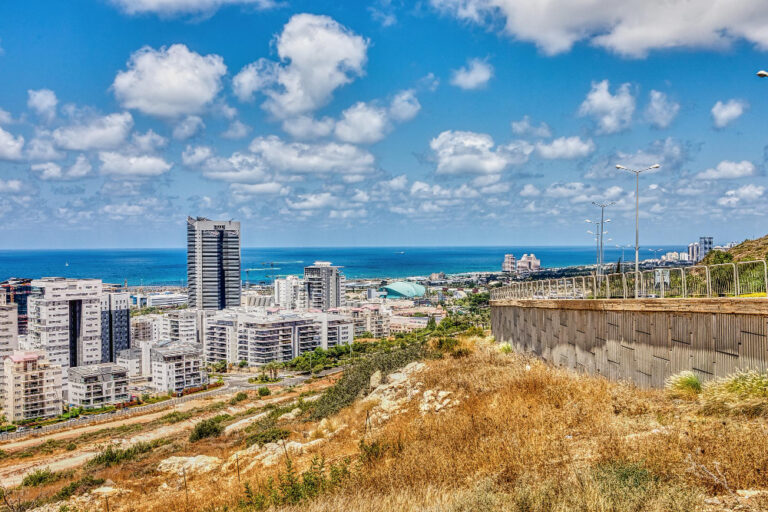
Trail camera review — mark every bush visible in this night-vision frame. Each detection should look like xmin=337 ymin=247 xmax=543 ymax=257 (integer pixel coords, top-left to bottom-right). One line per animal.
xmin=160 ymin=411 xmax=193 ymax=424
xmin=189 ymin=418 xmax=223 ymax=442
xmin=245 ymin=427 xmax=290 ymax=447
xmin=53 ymin=475 xmax=105 ymax=501
xmin=22 ymin=467 xmax=59 ymax=487
xmin=665 ymin=371 xmax=702 ymax=399
xmin=497 ymin=342 xmax=513 ymax=354
xmin=88 ymin=440 xmax=159 ymax=467
xmin=258 ymin=386 xmax=271 ymax=397
xmin=230 ymin=391 xmax=248 ymax=405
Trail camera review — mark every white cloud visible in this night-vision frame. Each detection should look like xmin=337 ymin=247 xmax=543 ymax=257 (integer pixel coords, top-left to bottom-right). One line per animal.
xmin=511 ymin=116 xmax=551 ymax=138
xmin=249 ymin=135 xmax=375 ymax=175
xmin=587 ymin=137 xmax=688 ymax=179
xmin=717 ymin=184 xmax=765 ymax=207
xmin=53 ymin=112 xmax=133 ymax=151
xmin=26 ymin=133 xmax=64 ymax=161
xmin=31 ymin=155 xmax=92 ymax=181
xmin=99 ymin=151 xmax=172 ymax=177
xmin=711 ymin=99 xmax=748 ymax=128
xmin=281 ymin=116 xmax=335 ymax=139
xmin=286 ymin=192 xmax=337 ymax=210
xmin=0 ymin=179 xmax=22 ymax=192
xmin=230 ymin=182 xmax=289 ymax=195
xmin=222 ymin=120 xmax=251 ymax=139
xmin=27 ymin=89 xmax=58 ymax=122
xmin=351 ymin=189 xmax=370 ymax=203
xmin=132 ymin=130 xmax=168 ymax=152
xmin=450 ymin=58 xmax=493 ymax=90
xmin=430 ymin=0 xmax=768 ymax=58
xmin=334 ymin=102 xmax=390 ymax=144
xmin=645 ymin=90 xmax=679 ymax=128
xmin=0 ymin=126 xmax=24 ymax=160
xmin=111 ymin=0 xmax=277 ymax=16
xmin=0 ymin=109 xmax=11 ymax=125
xmin=198 ymin=152 xmax=269 ymax=183
xmin=329 ymin=208 xmax=367 ymax=219
xmin=697 ymin=160 xmax=755 ymax=180
xmin=578 ymin=80 xmax=635 ymax=134
xmin=182 ymin=145 xmax=213 ymax=166
xmin=172 ymin=115 xmax=205 ymax=140
xmin=389 ymin=90 xmax=421 ymax=122
xmin=379 ymin=174 xmax=408 ymax=190
xmin=233 ymin=14 xmax=368 ymax=119
xmin=520 ymin=184 xmax=540 ymax=197
xmin=113 ymin=44 xmax=226 ymax=118
xmin=536 ymin=136 xmax=595 ymax=159
xmin=545 ymin=182 xmax=588 ymax=198
xmin=430 ymin=130 xmax=533 ymax=175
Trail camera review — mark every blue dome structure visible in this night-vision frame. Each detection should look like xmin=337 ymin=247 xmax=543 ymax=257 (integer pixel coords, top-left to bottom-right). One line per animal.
xmin=380 ymin=281 xmax=426 ymax=298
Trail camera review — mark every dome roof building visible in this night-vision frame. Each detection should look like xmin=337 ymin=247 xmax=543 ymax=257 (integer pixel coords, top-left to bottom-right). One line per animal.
xmin=379 ymin=281 xmax=426 ymax=299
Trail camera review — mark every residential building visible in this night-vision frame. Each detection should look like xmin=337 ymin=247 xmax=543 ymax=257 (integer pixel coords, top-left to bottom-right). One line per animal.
xmin=101 ymin=292 xmax=131 ymax=363
xmin=131 ymin=314 xmax=163 ymax=343
xmin=187 ymin=216 xmax=241 ymax=310
xmin=116 ymin=348 xmax=143 ymax=378
xmin=517 ymin=254 xmax=541 ymax=273
xmin=242 ymin=291 xmax=275 ymax=307
xmin=274 ymin=275 xmax=304 ymax=309
xmin=502 ymin=254 xmax=516 ymax=273
xmin=699 ymin=236 xmax=713 ymax=260
xmin=150 ymin=341 xmax=206 ymax=393
xmin=688 ymin=242 xmax=700 ymax=263
xmin=68 ymin=363 xmax=129 ymax=408
xmin=2 ymin=350 xmax=62 ymax=422
xmin=315 ymin=313 xmax=354 ymax=349
xmin=27 ymin=278 xmax=103 ymax=384
xmin=334 ymin=305 xmax=390 ymax=338
xmin=0 ymin=296 xmax=19 ymax=359
xmin=390 ymin=315 xmax=430 ymax=333
xmin=162 ymin=309 xmax=198 ymax=344
xmin=1 ymin=278 xmax=33 ymax=335
xmin=304 ymin=262 xmax=345 ymax=310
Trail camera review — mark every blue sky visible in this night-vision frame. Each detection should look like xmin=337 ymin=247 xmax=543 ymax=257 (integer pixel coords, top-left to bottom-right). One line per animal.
xmin=1 ymin=0 xmax=768 ymax=249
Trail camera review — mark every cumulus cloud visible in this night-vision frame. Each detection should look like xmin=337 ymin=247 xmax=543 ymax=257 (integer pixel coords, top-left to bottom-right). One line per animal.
xmin=99 ymin=151 xmax=172 ymax=177
xmin=717 ymin=184 xmax=765 ymax=207
xmin=132 ymin=130 xmax=168 ymax=152
xmin=511 ymin=116 xmax=551 ymax=138
xmin=286 ymin=192 xmax=338 ymax=210
xmin=172 ymin=115 xmax=205 ymax=140
xmin=389 ymin=90 xmax=421 ymax=121
xmin=52 ymin=112 xmax=133 ymax=151
xmin=233 ymin=14 xmax=368 ymax=119
xmin=586 ymin=137 xmax=690 ymax=179
xmin=645 ymin=90 xmax=679 ymax=128
xmin=697 ymin=160 xmax=755 ymax=180
xmin=334 ymin=102 xmax=390 ymax=144
xmin=182 ymin=145 xmax=213 ymax=166
xmin=450 ymin=58 xmax=493 ymax=90
xmin=520 ymin=184 xmax=540 ymax=197
xmin=430 ymin=130 xmax=533 ymax=175
xmin=222 ymin=120 xmax=251 ymax=139
xmin=430 ymin=0 xmax=768 ymax=58
xmin=281 ymin=116 xmax=335 ymax=139
xmin=113 ymin=44 xmax=226 ymax=118
xmin=111 ymin=0 xmax=277 ymax=16
xmin=536 ymin=136 xmax=595 ymax=159
xmin=198 ymin=152 xmax=269 ymax=183
xmin=711 ymin=99 xmax=748 ymax=128
xmin=578 ymin=80 xmax=635 ymax=134
xmin=0 ymin=109 xmax=11 ymax=125
xmin=27 ymin=89 xmax=58 ymax=122
xmin=249 ymin=135 xmax=375 ymax=175
xmin=0 ymin=126 xmax=24 ymax=160
xmin=230 ymin=182 xmax=289 ymax=196
xmin=31 ymin=155 xmax=92 ymax=181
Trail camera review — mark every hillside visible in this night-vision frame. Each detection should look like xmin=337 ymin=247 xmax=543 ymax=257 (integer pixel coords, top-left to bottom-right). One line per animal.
xmin=3 ymin=334 xmax=768 ymax=512
xmin=701 ymin=234 xmax=768 ymax=265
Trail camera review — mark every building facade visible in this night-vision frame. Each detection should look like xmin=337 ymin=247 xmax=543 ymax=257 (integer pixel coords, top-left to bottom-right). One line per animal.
xmin=699 ymin=236 xmax=713 ymax=261
xmin=273 ymin=275 xmax=304 ymax=309
xmin=100 ymin=292 xmax=131 ymax=363
xmin=150 ymin=342 xmax=206 ymax=393
xmin=68 ymin=363 xmax=129 ymax=408
xmin=162 ymin=309 xmax=198 ymax=344
xmin=0 ymin=297 xmax=19 ymax=359
xmin=2 ymin=351 xmax=62 ymax=422
xmin=187 ymin=217 xmax=241 ymax=310
xmin=304 ymin=262 xmax=345 ymax=311
xmin=502 ymin=254 xmax=516 ymax=273
xmin=517 ymin=254 xmax=541 ymax=273
xmin=1 ymin=278 xmax=33 ymax=335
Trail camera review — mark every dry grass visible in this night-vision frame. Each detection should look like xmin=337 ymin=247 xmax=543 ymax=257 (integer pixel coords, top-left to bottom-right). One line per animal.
xmin=17 ymin=338 xmax=768 ymax=511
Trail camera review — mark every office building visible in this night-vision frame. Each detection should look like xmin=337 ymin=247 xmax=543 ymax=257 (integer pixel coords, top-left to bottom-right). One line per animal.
xmin=502 ymin=254 xmax=516 ymax=273
xmin=68 ymin=363 xmax=129 ymax=408
xmin=273 ymin=275 xmax=304 ymax=309
xmin=304 ymin=262 xmax=345 ymax=310
xmin=2 ymin=350 xmax=62 ymax=422
xmin=1 ymin=278 xmax=33 ymax=335
xmin=150 ymin=341 xmax=206 ymax=394
xmin=101 ymin=292 xmax=131 ymax=363
xmin=27 ymin=278 xmax=103 ymax=377
xmin=187 ymin=217 xmax=241 ymax=310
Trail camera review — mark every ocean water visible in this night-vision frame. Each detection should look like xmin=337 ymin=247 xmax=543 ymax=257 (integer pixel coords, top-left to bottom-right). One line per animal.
xmin=0 ymin=246 xmax=684 ymax=286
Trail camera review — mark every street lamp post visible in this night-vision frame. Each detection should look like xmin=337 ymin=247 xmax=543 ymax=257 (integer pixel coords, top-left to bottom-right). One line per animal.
xmin=615 ymin=163 xmax=661 ymax=298
xmin=592 ymin=201 xmax=615 ymax=277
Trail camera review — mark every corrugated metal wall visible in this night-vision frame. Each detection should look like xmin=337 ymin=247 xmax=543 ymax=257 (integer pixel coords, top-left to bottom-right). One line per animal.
xmin=491 ymin=299 xmax=768 ymax=387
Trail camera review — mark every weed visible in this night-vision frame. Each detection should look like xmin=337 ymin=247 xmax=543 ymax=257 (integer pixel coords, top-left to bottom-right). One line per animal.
xmin=665 ymin=371 xmax=701 ymax=399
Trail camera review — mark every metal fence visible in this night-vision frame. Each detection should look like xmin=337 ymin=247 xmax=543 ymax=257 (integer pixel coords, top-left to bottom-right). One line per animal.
xmin=491 ymin=260 xmax=768 ymax=301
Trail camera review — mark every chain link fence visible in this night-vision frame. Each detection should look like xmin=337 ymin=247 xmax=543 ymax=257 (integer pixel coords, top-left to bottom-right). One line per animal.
xmin=491 ymin=260 xmax=768 ymax=301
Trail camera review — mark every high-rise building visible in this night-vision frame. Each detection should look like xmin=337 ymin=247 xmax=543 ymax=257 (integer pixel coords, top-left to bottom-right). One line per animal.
xmin=1 ymin=278 xmax=33 ymax=335
xmin=699 ymin=236 xmax=713 ymax=261
xmin=100 ymin=292 xmax=131 ymax=363
xmin=27 ymin=278 xmax=103 ymax=376
xmin=0 ymin=295 xmax=19 ymax=359
xmin=187 ymin=217 xmax=241 ymax=310
xmin=150 ymin=341 xmax=206 ymax=393
xmin=161 ymin=309 xmax=198 ymax=345
xmin=2 ymin=350 xmax=63 ymax=422
xmin=517 ymin=254 xmax=541 ymax=273
xmin=68 ymin=363 xmax=129 ymax=408
xmin=304 ymin=262 xmax=345 ymax=311
xmin=688 ymin=242 xmax=700 ymax=263
xmin=274 ymin=275 xmax=304 ymax=309
xmin=502 ymin=254 xmax=516 ymax=273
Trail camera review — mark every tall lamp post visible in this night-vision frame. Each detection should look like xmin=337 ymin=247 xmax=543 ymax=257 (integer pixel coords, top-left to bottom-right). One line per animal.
xmin=592 ymin=201 xmax=615 ymax=276
xmin=615 ymin=163 xmax=661 ymax=298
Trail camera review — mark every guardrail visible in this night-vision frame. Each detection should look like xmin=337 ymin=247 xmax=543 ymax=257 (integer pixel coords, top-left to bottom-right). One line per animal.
xmin=491 ymin=260 xmax=768 ymax=301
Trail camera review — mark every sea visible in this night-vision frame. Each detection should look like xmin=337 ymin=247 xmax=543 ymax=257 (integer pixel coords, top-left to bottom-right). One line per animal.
xmin=0 ymin=246 xmax=685 ymax=286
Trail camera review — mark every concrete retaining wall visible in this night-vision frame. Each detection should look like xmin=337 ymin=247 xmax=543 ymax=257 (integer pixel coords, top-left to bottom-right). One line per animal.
xmin=490 ymin=298 xmax=768 ymax=387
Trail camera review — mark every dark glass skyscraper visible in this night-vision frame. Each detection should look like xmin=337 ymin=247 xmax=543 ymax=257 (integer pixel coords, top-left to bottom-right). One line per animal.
xmin=187 ymin=217 xmax=241 ymax=310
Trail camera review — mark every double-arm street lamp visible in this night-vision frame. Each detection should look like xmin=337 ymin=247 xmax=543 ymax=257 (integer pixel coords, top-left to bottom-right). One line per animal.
xmin=615 ymin=163 xmax=661 ymax=298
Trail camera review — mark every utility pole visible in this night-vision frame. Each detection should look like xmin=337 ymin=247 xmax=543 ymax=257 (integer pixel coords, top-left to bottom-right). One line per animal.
xmin=592 ymin=201 xmax=615 ymax=277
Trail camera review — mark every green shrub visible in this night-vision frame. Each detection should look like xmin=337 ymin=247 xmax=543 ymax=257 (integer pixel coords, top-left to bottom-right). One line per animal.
xmin=258 ymin=386 xmax=271 ymax=397
xmin=497 ymin=342 xmax=513 ymax=354
xmin=88 ymin=440 xmax=159 ymax=467
xmin=53 ymin=475 xmax=105 ymax=501
xmin=22 ymin=467 xmax=59 ymax=487
xmin=230 ymin=391 xmax=248 ymax=405
xmin=65 ymin=442 xmax=76 ymax=451
xmin=245 ymin=427 xmax=290 ymax=447
xmin=160 ymin=411 xmax=193 ymax=424
xmin=665 ymin=371 xmax=702 ymax=398
xmin=189 ymin=418 xmax=223 ymax=442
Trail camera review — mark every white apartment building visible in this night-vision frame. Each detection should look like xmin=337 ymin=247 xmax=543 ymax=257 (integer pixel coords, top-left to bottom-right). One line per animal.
xmin=68 ymin=363 xmax=129 ymax=409
xmin=116 ymin=348 xmax=143 ymax=378
xmin=2 ymin=351 xmax=62 ymax=422
xmin=27 ymin=278 xmax=103 ymax=383
xmin=162 ymin=309 xmax=198 ymax=345
xmin=315 ymin=313 xmax=354 ymax=349
xmin=304 ymin=262 xmax=345 ymax=310
xmin=390 ymin=315 xmax=430 ymax=333
xmin=502 ymin=254 xmax=516 ymax=273
xmin=147 ymin=292 xmax=188 ymax=308
xmin=0 ymin=298 xmax=19 ymax=359
xmin=131 ymin=314 xmax=163 ymax=344
xmin=516 ymin=254 xmax=541 ymax=273
xmin=332 ymin=305 xmax=390 ymax=339
xmin=150 ymin=342 xmax=206 ymax=394
xmin=274 ymin=275 xmax=304 ymax=309
xmin=242 ymin=291 xmax=275 ymax=307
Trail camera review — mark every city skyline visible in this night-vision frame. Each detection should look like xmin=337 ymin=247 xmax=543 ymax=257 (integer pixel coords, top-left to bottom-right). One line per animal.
xmin=2 ymin=1 xmax=768 ymax=248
